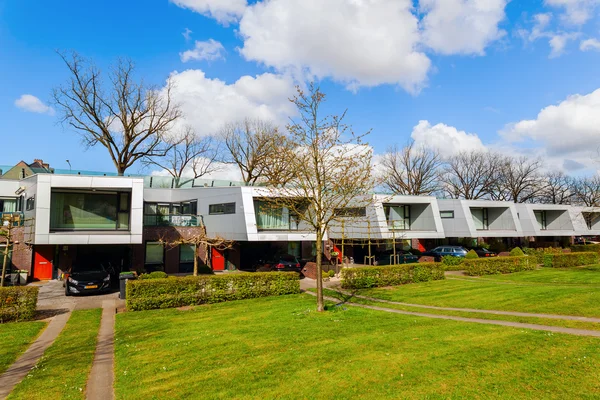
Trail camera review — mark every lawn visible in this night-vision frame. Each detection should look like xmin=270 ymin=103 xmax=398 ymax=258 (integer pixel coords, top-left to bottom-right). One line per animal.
xmin=115 ymin=294 xmax=600 ymax=399
xmin=0 ymin=321 xmax=46 ymax=374
xmin=8 ymin=309 xmax=102 ymax=400
xmin=482 ymin=265 xmax=600 ymax=284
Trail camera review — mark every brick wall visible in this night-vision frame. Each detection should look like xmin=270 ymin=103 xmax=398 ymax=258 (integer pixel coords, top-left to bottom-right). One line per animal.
xmin=7 ymin=227 xmax=32 ymax=274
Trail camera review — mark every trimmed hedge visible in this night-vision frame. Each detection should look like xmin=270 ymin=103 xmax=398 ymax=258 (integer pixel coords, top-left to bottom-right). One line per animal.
xmin=0 ymin=286 xmax=38 ymax=323
xmin=441 ymin=256 xmax=464 ymax=271
xmin=126 ymin=272 xmax=300 ymax=311
xmin=138 ymin=271 xmax=168 ymax=280
xmin=340 ymin=263 xmax=445 ymax=289
xmin=571 ymin=244 xmax=600 ymax=253
xmin=509 ymin=247 xmax=525 ymax=257
xmin=542 ymin=252 xmax=600 ymax=268
xmin=465 ymin=250 xmax=479 ymax=259
xmin=464 ymin=256 xmax=534 ymax=276
xmin=522 ymin=247 xmax=564 ymax=264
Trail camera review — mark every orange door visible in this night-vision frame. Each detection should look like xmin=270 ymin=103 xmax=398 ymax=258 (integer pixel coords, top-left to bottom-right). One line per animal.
xmin=33 ymin=246 xmax=54 ymax=280
xmin=211 ymin=247 xmax=225 ymax=271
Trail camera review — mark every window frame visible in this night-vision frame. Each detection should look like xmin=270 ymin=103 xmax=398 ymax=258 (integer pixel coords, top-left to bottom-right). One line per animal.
xmin=440 ymin=210 xmax=454 ymax=219
xmin=208 ymin=202 xmax=236 ymax=215
xmin=333 ymin=207 xmax=367 ymax=218
xmin=144 ymin=241 xmax=165 ymax=270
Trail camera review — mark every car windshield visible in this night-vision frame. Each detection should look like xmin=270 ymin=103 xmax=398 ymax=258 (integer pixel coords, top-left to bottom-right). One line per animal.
xmin=73 ymin=263 xmax=107 ymax=273
xmin=280 ymin=255 xmax=297 ymax=263
xmin=479 ymin=248 xmax=491 ymax=252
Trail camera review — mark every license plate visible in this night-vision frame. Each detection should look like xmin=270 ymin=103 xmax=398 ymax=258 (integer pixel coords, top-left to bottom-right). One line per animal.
xmin=85 ymin=285 xmax=98 ymax=289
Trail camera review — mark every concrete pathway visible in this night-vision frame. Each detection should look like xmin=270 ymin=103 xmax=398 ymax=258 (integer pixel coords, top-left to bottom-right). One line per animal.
xmin=86 ymin=300 xmax=116 ymax=400
xmin=304 ymin=291 xmax=600 ymax=338
xmin=0 ymin=311 xmax=71 ymax=399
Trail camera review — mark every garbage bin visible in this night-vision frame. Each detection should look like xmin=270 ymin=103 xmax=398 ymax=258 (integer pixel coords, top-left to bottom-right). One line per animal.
xmin=119 ymin=273 xmax=136 ymax=300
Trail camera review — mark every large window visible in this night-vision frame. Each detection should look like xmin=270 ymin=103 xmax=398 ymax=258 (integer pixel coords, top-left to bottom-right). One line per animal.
xmin=145 ymin=242 xmax=164 ymax=272
xmin=50 ymin=191 xmax=130 ymax=231
xmin=144 ymin=201 xmax=197 ymax=226
xmin=535 ymin=211 xmax=547 ymax=230
xmin=333 ymin=207 xmax=367 ymax=217
xmin=0 ymin=198 xmax=17 ymax=213
xmin=471 ymin=208 xmax=489 ymax=230
xmin=254 ymin=200 xmax=299 ymax=230
xmin=209 ymin=202 xmax=236 ymax=215
xmin=384 ymin=205 xmax=411 ymax=230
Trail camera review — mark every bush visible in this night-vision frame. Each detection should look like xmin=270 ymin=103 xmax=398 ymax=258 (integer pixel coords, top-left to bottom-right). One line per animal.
xmin=138 ymin=271 xmax=168 ymax=280
xmin=441 ymin=256 xmax=464 ymax=271
xmin=464 ymin=256 xmax=534 ymax=276
xmin=126 ymin=272 xmax=300 ymax=311
xmin=521 ymin=247 xmax=563 ymax=264
xmin=340 ymin=263 xmax=445 ymax=289
xmin=542 ymin=252 xmax=599 ymax=268
xmin=571 ymin=244 xmax=600 ymax=253
xmin=465 ymin=250 xmax=479 ymax=259
xmin=0 ymin=286 xmax=38 ymax=323
xmin=509 ymin=247 xmax=525 ymax=257
xmin=328 ymin=270 xmax=336 ymax=278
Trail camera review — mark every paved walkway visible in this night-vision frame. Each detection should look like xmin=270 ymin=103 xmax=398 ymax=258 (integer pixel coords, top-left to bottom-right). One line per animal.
xmin=86 ymin=300 xmax=116 ymax=400
xmin=0 ymin=311 xmax=71 ymax=399
xmin=305 ymin=291 xmax=600 ymax=338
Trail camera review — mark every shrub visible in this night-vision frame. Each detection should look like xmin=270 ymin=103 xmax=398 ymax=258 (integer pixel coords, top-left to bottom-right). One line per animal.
xmin=0 ymin=286 xmax=38 ymax=323
xmin=542 ymin=252 xmax=599 ymax=268
xmin=126 ymin=272 xmax=300 ymax=311
xmin=521 ymin=247 xmax=563 ymax=264
xmin=340 ymin=263 xmax=445 ymax=289
xmin=328 ymin=270 xmax=336 ymax=278
xmin=465 ymin=250 xmax=479 ymax=259
xmin=464 ymin=256 xmax=534 ymax=276
xmin=509 ymin=247 xmax=525 ymax=257
xmin=441 ymin=256 xmax=464 ymax=271
xmin=571 ymin=244 xmax=600 ymax=253
xmin=138 ymin=271 xmax=168 ymax=280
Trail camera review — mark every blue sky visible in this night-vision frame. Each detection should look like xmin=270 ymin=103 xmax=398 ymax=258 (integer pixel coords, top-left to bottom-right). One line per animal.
xmin=2 ymin=0 xmax=600 ymax=177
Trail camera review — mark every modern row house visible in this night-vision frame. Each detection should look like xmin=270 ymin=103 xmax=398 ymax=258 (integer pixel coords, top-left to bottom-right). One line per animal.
xmin=1 ymin=164 xmax=598 ymax=280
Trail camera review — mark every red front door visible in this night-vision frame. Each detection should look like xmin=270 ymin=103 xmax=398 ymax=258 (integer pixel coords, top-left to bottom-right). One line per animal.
xmin=33 ymin=246 xmax=54 ymax=280
xmin=211 ymin=247 xmax=225 ymax=271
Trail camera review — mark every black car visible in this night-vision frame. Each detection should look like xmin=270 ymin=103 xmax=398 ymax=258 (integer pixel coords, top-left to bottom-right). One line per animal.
xmin=65 ymin=263 xmax=112 ymax=296
xmin=254 ymin=254 xmax=302 ymax=272
xmin=422 ymin=246 xmax=468 ymax=262
xmin=469 ymin=247 xmax=497 ymax=257
xmin=375 ymin=250 xmax=419 ymax=265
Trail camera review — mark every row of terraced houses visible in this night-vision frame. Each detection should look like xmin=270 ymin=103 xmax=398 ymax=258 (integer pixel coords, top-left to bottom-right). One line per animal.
xmin=1 ymin=160 xmax=598 ymax=280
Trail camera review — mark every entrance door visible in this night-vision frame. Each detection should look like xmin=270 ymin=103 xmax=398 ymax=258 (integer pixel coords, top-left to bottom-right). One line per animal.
xmin=33 ymin=246 xmax=54 ymax=280
xmin=211 ymin=247 xmax=225 ymax=271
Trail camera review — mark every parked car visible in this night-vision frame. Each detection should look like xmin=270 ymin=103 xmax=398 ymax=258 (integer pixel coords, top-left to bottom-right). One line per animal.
xmin=65 ymin=263 xmax=112 ymax=296
xmin=375 ymin=250 xmax=419 ymax=265
xmin=468 ymin=247 xmax=497 ymax=257
xmin=422 ymin=246 xmax=468 ymax=262
xmin=253 ymin=254 xmax=302 ymax=272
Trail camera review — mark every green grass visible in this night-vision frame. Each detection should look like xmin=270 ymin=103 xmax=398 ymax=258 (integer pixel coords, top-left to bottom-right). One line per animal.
xmin=482 ymin=265 xmax=600 ymax=284
xmin=0 ymin=321 xmax=46 ymax=374
xmin=8 ymin=309 xmax=102 ymax=400
xmin=115 ymin=294 xmax=600 ymax=399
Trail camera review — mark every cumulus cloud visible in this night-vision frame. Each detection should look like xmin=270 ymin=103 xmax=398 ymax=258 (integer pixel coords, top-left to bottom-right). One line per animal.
xmin=170 ymin=0 xmax=246 ymax=24
xmin=166 ymin=69 xmax=296 ymax=136
xmin=152 ymin=159 xmax=243 ymax=182
xmin=180 ymin=39 xmax=225 ymax=62
xmin=580 ymin=38 xmax=600 ymax=51
xmin=410 ymin=120 xmax=486 ymax=157
xmin=420 ymin=0 xmax=508 ymax=55
xmin=549 ymin=32 xmax=580 ymax=57
xmin=238 ymin=0 xmax=430 ymax=93
xmin=14 ymin=94 xmax=54 ymax=115
xmin=545 ymin=0 xmax=600 ymax=25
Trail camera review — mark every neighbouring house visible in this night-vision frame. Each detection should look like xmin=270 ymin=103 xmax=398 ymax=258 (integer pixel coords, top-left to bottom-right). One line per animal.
xmin=0 ymin=159 xmax=54 ymax=180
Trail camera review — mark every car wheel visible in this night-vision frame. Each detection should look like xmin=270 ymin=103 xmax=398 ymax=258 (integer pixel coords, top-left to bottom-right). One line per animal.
xmin=65 ymin=284 xmax=71 ymax=296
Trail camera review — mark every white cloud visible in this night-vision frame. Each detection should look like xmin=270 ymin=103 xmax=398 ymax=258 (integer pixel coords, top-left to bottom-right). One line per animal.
xmin=170 ymin=0 xmax=246 ymax=24
xmin=501 ymin=88 xmax=600 ymax=161
xmin=549 ymin=32 xmax=580 ymax=57
xmin=14 ymin=94 xmax=54 ymax=115
xmin=545 ymin=0 xmax=600 ymax=25
xmin=238 ymin=0 xmax=430 ymax=93
xmin=419 ymin=0 xmax=508 ymax=55
xmin=152 ymin=159 xmax=243 ymax=182
xmin=182 ymin=28 xmax=193 ymax=41
xmin=166 ymin=69 xmax=296 ymax=136
xmin=180 ymin=39 xmax=225 ymax=62
xmin=580 ymin=38 xmax=600 ymax=51
xmin=410 ymin=120 xmax=486 ymax=157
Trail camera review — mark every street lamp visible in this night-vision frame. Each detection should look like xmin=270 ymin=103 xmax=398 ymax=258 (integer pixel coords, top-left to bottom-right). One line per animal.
xmin=66 ymin=160 xmax=72 ymax=172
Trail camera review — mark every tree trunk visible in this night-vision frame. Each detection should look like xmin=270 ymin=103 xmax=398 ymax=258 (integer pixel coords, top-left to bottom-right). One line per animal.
xmin=193 ymin=243 xmax=199 ymax=276
xmin=315 ymin=231 xmax=324 ymax=312
xmin=1 ymin=235 xmax=9 ymax=288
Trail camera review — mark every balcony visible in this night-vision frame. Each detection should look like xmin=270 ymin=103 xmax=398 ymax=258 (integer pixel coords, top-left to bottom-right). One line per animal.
xmin=143 ymin=214 xmax=201 ymax=227
xmin=1 ymin=212 xmax=24 ymax=227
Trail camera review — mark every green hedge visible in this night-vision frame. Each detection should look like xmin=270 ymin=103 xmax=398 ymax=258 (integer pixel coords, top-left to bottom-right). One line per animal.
xmin=340 ymin=263 xmax=445 ymax=289
xmin=542 ymin=252 xmax=600 ymax=268
xmin=126 ymin=272 xmax=300 ymax=311
xmin=464 ymin=256 xmax=534 ymax=276
xmin=441 ymin=256 xmax=464 ymax=271
xmin=522 ymin=247 xmax=564 ymax=264
xmin=0 ymin=286 xmax=38 ymax=323
xmin=138 ymin=271 xmax=168 ymax=280
xmin=571 ymin=244 xmax=600 ymax=253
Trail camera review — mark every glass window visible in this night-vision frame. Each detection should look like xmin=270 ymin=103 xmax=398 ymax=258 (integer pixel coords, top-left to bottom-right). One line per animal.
xmin=535 ymin=211 xmax=547 ymax=230
xmin=209 ymin=203 xmax=236 ymax=215
xmin=50 ymin=191 xmax=128 ymax=230
xmin=471 ymin=208 xmax=489 ymax=230
xmin=26 ymin=197 xmax=35 ymax=211
xmin=119 ymin=193 xmax=130 ymax=211
xmin=440 ymin=211 xmax=454 ymax=219
xmin=385 ymin=205 xmax=411 ymax=230
xmin=333 ymin=207 xmax=367 ymax=217
xmin=144 ymin=202 xmax=157 ymax=215
xmin=180 ymin=244 xmax=195 ymax=263
xmin=0 ymin=198 xmax=17 ymax=212
xmin=145 ymin=242 xmax=164 ymax=264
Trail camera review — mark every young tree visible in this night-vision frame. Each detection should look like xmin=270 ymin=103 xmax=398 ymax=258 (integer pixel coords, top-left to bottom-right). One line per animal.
xmin=380 ymin=141 xmax=442 ymax=195
xmin=0 ymin=216 xmax=17 ymax=287
xmin=441 ymin=151 xmax=502 ymax=199
xmin=261 ymin=84 xmax=374 ymax=312
xmin=53 ymin=52 xmax=181 ymax=175
xmin=142 ymin=126 xmax=220 ymax=187
xmin=219 ymin=119 xmax=286 ymax=184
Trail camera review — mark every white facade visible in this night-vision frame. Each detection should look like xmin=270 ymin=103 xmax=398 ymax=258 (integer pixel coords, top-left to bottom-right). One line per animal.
xmin=515 ymin=203 xmax=575 ymax=237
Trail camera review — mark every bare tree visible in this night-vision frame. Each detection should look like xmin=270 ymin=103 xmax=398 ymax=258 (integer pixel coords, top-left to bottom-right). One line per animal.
xmin=573 ymin=175 xmax=600 ymax=206
xmin=380 ymin=142 xmax=442 ymax=195
xmin=53 ymin=52 xmax=181 ymax=175
xmin=538 ymin=171 xmax=575 ymax=204
xmin=440 ymin=151 xmax=502 ymax=199
xmin=220 ymin=119 xmax=286 ymax=184
xmin=143 ymin=126 xmax=220 ymax=187
xmin=494 ymin=156 xmax=543 ymax=203
xmin=260 ymin=83 xmax=374 ymax=312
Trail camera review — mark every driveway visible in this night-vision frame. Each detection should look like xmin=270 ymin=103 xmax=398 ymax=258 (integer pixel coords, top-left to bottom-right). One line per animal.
xmin=35 ymin=280 xmax=124 ymax=315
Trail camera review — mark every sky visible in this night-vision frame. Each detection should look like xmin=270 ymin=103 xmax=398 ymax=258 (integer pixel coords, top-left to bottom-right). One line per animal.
xmin=1 ymin=0 xmax=600 ymax=179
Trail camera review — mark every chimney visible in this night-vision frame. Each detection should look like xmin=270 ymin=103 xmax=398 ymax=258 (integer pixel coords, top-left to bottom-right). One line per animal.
xmin=33 ymin=159 xmax=50 ymax=170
